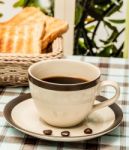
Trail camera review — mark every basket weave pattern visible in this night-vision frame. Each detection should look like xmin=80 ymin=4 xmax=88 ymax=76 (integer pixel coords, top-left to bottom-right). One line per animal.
xmin=0 ymin=38 xmax=63 ymax=86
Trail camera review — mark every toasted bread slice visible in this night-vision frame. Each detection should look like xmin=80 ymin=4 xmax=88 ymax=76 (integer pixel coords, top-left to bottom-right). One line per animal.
xmin=41 ymin=16 xmax=68 ymax=51
xmin=0 ymin=21 xmax=45 ymax=54
xmin=0 ymin=7 xmax=68 ymax=54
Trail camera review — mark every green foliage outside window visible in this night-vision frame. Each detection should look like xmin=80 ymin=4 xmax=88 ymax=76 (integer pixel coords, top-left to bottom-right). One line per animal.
xmin=13 ymin=0 xmax=54 ymax=16
xmin=0 ymin=0 xmax=4 ymax=17
xmin=74 ymin=0 xmax=125 ymax=57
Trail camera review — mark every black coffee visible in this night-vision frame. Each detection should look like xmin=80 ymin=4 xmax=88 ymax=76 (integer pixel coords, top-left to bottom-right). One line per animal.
xmin=42 ymin=76 xmax=88 ymax=84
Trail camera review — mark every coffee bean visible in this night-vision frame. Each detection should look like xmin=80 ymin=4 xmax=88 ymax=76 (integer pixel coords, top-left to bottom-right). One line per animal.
xmin=61 ymin=131 xmax=70 ymax=137
xmin=84 ymin=128 xmax=93 ymax=134
xmin=43 ymin=130 xmax=52 ymax=135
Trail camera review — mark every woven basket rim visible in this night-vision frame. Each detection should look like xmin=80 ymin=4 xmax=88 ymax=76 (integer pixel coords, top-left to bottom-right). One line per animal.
xmin=0 ymin=37 xmax=63 ymax=87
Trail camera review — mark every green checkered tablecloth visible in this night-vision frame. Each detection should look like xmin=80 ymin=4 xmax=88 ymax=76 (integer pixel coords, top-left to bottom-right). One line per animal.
xmin=0 ymin=56 xmax=129 ymax=150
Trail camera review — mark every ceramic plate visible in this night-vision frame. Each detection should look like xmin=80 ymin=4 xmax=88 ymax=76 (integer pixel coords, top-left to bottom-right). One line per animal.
xmin=4 ymin=93 xmax=123 ymax=142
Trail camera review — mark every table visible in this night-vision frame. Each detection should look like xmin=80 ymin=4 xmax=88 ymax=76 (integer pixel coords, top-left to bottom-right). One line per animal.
xmin=0 ymin=56 xmax=129 ymax=150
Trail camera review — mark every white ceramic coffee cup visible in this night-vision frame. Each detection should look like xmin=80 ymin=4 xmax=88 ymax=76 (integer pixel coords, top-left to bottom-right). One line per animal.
xmin=28 ymin=59 xmax=120 ymax=127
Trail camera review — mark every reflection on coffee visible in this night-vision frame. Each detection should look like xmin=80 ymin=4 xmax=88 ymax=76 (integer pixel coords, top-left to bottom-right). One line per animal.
xmin=41 ymin=76 xmax=88 ymax=84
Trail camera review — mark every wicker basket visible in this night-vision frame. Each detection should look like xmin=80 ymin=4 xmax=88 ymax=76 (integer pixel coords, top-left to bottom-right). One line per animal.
xmin=0 ymin=37 xmax=63 ymax=87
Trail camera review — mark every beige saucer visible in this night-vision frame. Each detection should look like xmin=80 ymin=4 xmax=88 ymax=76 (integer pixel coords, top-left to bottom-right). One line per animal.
xmin=4 ymin=93 xmax=123 ymax=142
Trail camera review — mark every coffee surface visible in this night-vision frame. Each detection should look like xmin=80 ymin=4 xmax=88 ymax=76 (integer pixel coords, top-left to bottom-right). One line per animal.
xmin=42 ymin=76 xmax=88 ymax=84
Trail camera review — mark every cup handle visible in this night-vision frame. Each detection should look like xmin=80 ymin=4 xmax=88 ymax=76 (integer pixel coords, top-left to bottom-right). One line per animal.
xmin=91 ymin=80 xmax=120 ymax=112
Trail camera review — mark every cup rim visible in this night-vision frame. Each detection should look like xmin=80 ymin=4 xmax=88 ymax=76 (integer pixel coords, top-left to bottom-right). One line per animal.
xmin=28 ymin=59 xmax=101 ymax=91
